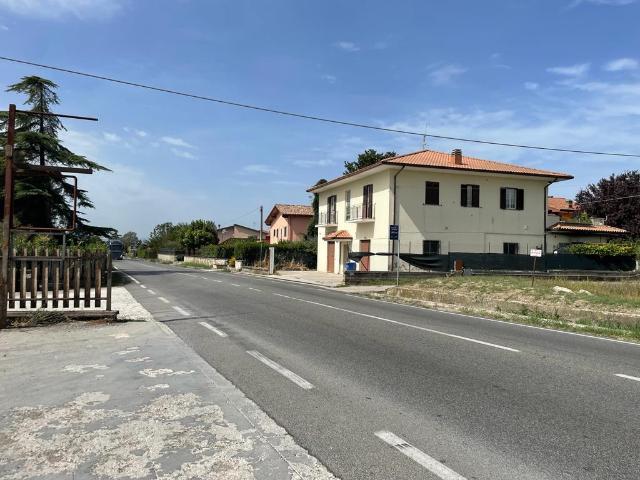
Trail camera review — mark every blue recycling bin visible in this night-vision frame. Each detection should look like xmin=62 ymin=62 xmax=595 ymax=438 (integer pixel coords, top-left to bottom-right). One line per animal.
xmin=345 ymin=261 xmax=357 ymax=272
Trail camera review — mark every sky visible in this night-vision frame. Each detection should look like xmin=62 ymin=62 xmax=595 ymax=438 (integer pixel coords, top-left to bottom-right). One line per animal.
xmin=0 ymin=0 xmax=639 ymax=238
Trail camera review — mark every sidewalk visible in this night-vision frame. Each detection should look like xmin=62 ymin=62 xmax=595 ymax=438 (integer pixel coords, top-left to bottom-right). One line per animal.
xmin=0 ymin=290 xmax=337 ymax=479
xmin=239 ymin=270 xmax=391 ymax=294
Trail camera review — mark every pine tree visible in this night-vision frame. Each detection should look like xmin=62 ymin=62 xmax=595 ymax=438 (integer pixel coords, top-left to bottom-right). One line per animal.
xmin=1 ymin=76 xmax=115 ymax=237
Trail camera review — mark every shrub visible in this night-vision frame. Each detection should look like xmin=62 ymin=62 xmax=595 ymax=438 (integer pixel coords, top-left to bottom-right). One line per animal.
xmin=29 ymin=310 xmax=68 ymax=326
xmin=567 ymin=242 xmax=637 ymax=256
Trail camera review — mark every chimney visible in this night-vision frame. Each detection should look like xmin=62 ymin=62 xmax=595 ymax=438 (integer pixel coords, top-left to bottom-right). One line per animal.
xmin=452 ymin=148 xmax=463 ymax=165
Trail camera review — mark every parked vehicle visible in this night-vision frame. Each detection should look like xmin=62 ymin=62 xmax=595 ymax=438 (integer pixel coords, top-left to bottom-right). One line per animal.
xmin=108 ymin=240 xmax=124 ymax=260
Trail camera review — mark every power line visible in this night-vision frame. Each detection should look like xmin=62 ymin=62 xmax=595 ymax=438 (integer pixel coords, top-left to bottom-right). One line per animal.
xmin=576 ymin=194 xmax=640 ymax=205
xmin=2 ymin=55 xmax=640 ymax=159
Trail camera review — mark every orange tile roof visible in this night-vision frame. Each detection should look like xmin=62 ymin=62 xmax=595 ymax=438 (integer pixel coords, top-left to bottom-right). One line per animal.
xmin=308 ymin=149 xmax=573 ymax=192
xmin=548 ymin=222 xmax=627 ymax=234
xmin=265 ymin=203 xmax=314 ymax=225
xmin=323 ymin=230 xmax=353 ymax=241
xmin=548 ymin=197 xmax=580 ymax=214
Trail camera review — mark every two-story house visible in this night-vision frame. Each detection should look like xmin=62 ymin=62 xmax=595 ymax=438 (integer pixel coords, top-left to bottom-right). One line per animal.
xmin=309 ymin=148 xmax=575 ymax=273
xmin=265 ymin=204 xmax=314 ymax=244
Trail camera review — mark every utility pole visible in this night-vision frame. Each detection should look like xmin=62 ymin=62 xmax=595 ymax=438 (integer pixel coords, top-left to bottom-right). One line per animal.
xmin=259 ymin=205 xmax=264 ymax=269
xmin=1 ymin=104 xmax=16 ymax=328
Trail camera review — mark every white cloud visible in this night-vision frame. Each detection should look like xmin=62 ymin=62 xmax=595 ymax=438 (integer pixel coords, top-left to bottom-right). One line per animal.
xmin=161 ymin=136 xmax=194 ymax=148
xmin=524 ymin=82 xmax=540 ymax=91
xmin=103 ymin=132 xmax=121 ymax=142
xmin=604 ymin=57 xmax=639 ymax=72
xmin=429 ymin=64 xmax=467 ymax=86
xmin=293 ymin=158 xmax=335 ymax=168
xmin=134 ymin=129 xmax=147 ymax=137
xmin=321 ymin=74 xmax=337 ymax=84
xmin=242 ymin=164 xmax=277 ymax=174
xmin=334 ymin=41 xmax=360 ymax=52
xmin=547 ymin=63 xmax=590 ymax=77
xmin=0 ymin=0 xmax=123 ymax=19
xmin=171 ymin=148 xmax=196 ymax=160
xmin=570 ymin=0 xmax=636 ymax=6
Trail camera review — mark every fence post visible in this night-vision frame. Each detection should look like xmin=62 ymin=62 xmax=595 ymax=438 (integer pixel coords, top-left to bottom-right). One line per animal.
xmin=42 ymin=248 xmax=49 ymax=308
xmin=94 ymin=254 xmax=102 ymax=308
xmin=53 ymin=248 xmax=60 ymax=308
xmin=30 ymin=247 xmax=38 ymax=308
xmin=9 ymin=248 xmax=16 ymax=309
xmin=20 ymin=247 xmax=27 ymax=308
xmin=73 ymin=249 xmax=81 ymax=308
xmin=106 ymin=254 xmax=112 ymax=311
xmin=84 ymin=253 xmax=91 ymax=308
xmin=63 ymin=251 xmax=70 ymax=308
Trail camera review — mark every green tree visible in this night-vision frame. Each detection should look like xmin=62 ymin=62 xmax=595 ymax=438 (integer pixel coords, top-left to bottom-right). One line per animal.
xmin=179 ymin=219 xmax=218 ymax=254
xmin=306 ymin=178 xmax=327 ymax=239
xmin=576 ymin=171 xmax=640 ymax=237
xmin=120 ymin=231 xmax=139 ymax=252
xmin=0 ymin=76 xmax=114 ymax=237
xmin=343 ymin=149 xmax=396 ymax=174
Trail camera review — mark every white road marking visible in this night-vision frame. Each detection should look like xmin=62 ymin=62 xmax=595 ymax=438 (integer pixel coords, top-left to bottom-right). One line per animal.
xmin=348 ymin=293 xmax=640 ymax=348
xmin=147 ymin=289 xmax=156 ymax=295
xmin=140 ymin=284 xmax=147 ymax=289
xmin=198 ymin=321 xmax=228 ymax=337
xmin=247 ymin=350 xmax=314 ymax=390
xmin=212 ymin=279 xmax=223 ymax=283
xmin=615 ymin=373 xmax=640 ymax=382
xmin=125 ymin=274 xmax=140 ymax=284
xmin=172 ymin=306 xmax=191 ymax=316
xmin=248 ymin=287 xmax=262 ymax=292
xmin=231 ymin=283 xmax=241 ymax=287
xmin=158 ymin=297 xmax=170 ymax=304
xmin=200 ymin=276 xmax=208 ymax=280
xmin=272 ymin=293 xmax=519 ymax=352
xmin=375 ymin=431 xmax=467 ymax=480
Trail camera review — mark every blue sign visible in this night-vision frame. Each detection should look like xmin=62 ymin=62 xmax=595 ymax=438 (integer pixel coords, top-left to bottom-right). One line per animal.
xmin=389 ymin=224 xmax=399 ymax=240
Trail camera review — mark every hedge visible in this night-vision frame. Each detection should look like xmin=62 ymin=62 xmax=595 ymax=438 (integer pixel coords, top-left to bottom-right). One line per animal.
xmin=567 ymin=242 xmax=638 ymax=257
xmin=197 ymin=239 xmax=317 ymax=268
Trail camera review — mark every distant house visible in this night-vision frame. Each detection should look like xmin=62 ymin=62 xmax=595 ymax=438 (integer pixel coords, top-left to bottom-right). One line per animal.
xmin=265 ymin=204 xmax=314 ymax=244
xmin=545 ymin=197 xmax=628 ymax=251
xmin=217 ymin=224 xmax=267 ymax=243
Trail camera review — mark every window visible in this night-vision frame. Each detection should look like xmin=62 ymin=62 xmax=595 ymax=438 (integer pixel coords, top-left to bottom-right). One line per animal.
xmin=423 ymin=240 xmax=441 ymax=255
xmin=284 ymin=226 xmax=287 ymax=238
xmin=327 ymin=195 xmax=337 ymax=224
xmin=503 ymin=242 xmax=519 ymax=255
xmin=425 ymin=181 xmax=439 ymax=205
xmin=500 ymin=187 xmax=524 ymax=210
xmin=345 ymin=190 xmax=351 ymax=221
xmin=363 ymin=184 xmax=373 ymax=218
xmin=461 ymin=184 xmax=480 ymax=208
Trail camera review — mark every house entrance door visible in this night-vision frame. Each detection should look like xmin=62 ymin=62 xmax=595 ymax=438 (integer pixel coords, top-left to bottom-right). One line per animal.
xmin=327 ymin=241 xmax=335 ymax=273
xmin=359 ymin=240 xmax=370 ymax=271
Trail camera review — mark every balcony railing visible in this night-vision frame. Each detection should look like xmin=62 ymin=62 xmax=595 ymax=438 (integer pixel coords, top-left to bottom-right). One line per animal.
xmin=318 ymin=210 xmax=338 ymax=226
xmin=347 ymin=203 xmax=375 ymax=222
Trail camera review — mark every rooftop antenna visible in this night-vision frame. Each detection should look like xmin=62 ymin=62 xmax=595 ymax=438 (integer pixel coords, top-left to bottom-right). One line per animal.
xmin=421 ymin=120 xmax=428 ymax=150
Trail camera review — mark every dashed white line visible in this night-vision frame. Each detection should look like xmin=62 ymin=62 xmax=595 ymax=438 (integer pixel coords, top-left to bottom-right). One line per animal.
xmin=231 ymin=283 xmax=241 ymax=287
xmin=200 ymin=276 xmax=208 ymax=280
xmin=246 ymin=350 xmax=314 ymax=390
xmin=615 ymin=373 xmax=640 ymax=382
xmin=140 ymin=284 xmax=147 ymax=289
xmin=172 ymin=306 xmax=191 ymax=316
xmin=248 ymin=287 xmax=262 ymax=292
xmin=158 ymin=297 xmax=170 ymax=304
xmin=125 ymin=274 xmax=140 ymax=284
xmin=272 ymin=293 xmax=519 ymax=352
xmin=198 ymin=322 xmax=228 ymax=337
xmin=375 ymin=431 xmax=466 ymax=480
xmin=147 ymin=289 xmax=156 ymax=295
xmin=211 ymin=279 xmax=222 ymax=283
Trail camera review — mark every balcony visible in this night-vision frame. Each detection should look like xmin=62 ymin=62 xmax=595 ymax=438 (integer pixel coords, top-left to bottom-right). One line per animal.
xmin=346 ymin=203 xmax=375 ymax=223
xmin=318 ymin=210 xmax=338 ymax=226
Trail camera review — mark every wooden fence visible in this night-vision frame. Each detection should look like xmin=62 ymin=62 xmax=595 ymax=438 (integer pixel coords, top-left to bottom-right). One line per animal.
xmin=7 ymin=248 xmax=112 ymax=310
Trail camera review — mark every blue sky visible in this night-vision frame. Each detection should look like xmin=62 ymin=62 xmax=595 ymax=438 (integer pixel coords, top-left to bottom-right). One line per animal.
xmin=0 ymin=0 xmax=639 ymax=237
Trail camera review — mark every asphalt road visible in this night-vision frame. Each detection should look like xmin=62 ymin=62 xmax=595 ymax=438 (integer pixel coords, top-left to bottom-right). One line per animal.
xmin=116 ymin=259 xmax=640 ymax=480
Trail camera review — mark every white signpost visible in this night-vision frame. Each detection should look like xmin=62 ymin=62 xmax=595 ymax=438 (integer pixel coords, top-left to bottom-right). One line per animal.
xmin=529 ymin=248 xmax=543 ymax=285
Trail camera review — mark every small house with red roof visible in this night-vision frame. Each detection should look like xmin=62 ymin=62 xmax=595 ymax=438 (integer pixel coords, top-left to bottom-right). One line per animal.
xmin=265 ymin=204 xmax=314 ymax=244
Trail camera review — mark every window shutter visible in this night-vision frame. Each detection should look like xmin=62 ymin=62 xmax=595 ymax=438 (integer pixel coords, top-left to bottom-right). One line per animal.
xmin=472 ymin=185 xmax=480 ymax=208
xmin=516 ymin=189 xmax=524 ymax=210
xmin=460 ymin=185 xmax=467 ymax=207
xmin=500 ymin=188 xmax=506 ymax=210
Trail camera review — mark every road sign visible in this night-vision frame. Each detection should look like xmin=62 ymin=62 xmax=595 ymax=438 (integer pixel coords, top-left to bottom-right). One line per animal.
xmin=530 ymin=248 xmax=543 ymax=257
xmin=389 ymin=224 xmax=399 ymax=240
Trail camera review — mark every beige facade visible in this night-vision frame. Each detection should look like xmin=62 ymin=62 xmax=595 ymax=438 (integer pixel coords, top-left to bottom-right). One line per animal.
xmin=314 ymin=163 xmax=561 ymax=273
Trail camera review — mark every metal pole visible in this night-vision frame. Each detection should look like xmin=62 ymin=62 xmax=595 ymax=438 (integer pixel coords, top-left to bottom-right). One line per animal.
xmin=531 ymin=256 xmax=537 ymax=287
xmin=1 ymin=104 xmax=16 ymax=328
xmin=396 ymin=239 xmax=400 ymax=287
xmin=259 ymin=205 xmax=263 ymax=269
